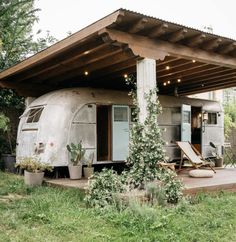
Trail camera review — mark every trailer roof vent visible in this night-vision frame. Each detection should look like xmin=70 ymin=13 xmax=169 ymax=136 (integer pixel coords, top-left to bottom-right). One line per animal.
xmin=26 ymin=107 xmax=44 ymax=123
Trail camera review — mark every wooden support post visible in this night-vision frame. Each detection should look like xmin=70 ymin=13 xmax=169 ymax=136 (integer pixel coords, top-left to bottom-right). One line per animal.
xmin=136 ymin=58 xmax=156 ymax=123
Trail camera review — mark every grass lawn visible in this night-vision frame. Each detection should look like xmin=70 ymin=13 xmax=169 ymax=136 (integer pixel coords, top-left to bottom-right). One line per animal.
xmin=0 ymin=171 xmax=236 ymax=242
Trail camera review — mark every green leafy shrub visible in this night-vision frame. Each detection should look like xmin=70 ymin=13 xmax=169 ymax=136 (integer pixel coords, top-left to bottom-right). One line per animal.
xmin=158 ymin=169 xmax=184 ymax=204
xmin=85 ymin=168 xmax=126 ymax=207
xmin=127 ymin=88 xmax=167 ymax=188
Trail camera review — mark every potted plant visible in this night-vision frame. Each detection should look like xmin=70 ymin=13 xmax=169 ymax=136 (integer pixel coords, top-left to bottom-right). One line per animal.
xmin=66 ymin=141 xmax=85 ymax=179
xmin=83 ymin=152 xmax=94 ymax=179
xmin=15 ymin=156 xmax=53 ymax=186
xmin=209 ymin=142 xmax=223 ymax=167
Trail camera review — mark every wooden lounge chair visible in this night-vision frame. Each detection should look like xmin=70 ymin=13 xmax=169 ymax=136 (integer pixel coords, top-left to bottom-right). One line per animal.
xmin=176 ymin=141 xmax=216 ymax=173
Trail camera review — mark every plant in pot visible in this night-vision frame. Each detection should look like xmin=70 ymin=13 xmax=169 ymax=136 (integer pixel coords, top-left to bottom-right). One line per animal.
xmin=66 ymin=141 xmax=85 ymax=179
xmin=83 ymin=152 xmax=94 ymax=179
xmin=15 ymin=156 xmax=53 ymax=186
xmin=209 ymin=141 xmax=223 ymax=167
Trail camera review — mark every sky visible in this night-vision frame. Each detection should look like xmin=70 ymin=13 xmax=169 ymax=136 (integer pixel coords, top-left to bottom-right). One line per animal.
xmin=34 ymin=0 xmax=236 ymax=41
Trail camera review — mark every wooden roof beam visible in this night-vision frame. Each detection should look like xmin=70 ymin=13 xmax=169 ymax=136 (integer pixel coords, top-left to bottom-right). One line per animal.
xmin=157 ymin=63 xmax=209 ymax=80
xmin=157 ymin=58 xmax=184 ymax=68
xmin=177 ymin=73 xmax=236 ymax=90
xmin=83 ymin=57 xmax=137 ymax=80
xmin=25 ymin=45 xmax=122 ymax=83
xmin=179 ymin=66 xmax=229 ymax=81
xmin=178 ymin=75 xmax=236 ymax=90
xmin=0 ymin=10 xmax=122 ymax=79
xmin=11 ymin=41 xmax=108 ymax=83
xmin=217 ymin=42 xmax=236 ymax=55
xmin=128 ymin=18 xmax=148 ymax=34
xmin=100 ymin=29 xmax=236 ymax=68
xmin=168 ymin=28 xmax=188 ymax=43
xmin=230 ymin=49 xmax=236 ymax=57
xmin=46 ymin=50 xmax=135 ymax=84
xmin=186 ymin=34 xmax=206 ymax=47
xmin=181 ymin=69 xmax=236 ymax=84
xmin=149 ymin=23 xmax=169 ymax=38
xmin=178 ymin=78 xmax=236 ymax=95
xmin=202 ymin=38 xmax=222 ymax=51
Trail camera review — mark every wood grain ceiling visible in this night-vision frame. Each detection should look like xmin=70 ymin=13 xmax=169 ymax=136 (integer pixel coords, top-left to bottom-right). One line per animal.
xmin=0 ymin=9 xmax=236 ymax=97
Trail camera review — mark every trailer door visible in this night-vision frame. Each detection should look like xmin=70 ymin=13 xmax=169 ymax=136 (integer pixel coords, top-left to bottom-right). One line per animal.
xmin=181 ymin=104 xmax=191 ymax=142
xmin=112 ymin=105 xmax=129 ymax=161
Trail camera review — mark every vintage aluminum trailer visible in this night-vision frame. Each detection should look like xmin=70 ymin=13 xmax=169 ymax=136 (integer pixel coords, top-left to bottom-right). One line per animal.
xmin=16 ymin=88 xmax=224 ymax=166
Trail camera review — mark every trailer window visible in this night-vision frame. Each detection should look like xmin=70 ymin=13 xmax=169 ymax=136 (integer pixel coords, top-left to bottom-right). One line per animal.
xmin=183 ymin=111 xmax=191 ymax=123
xmin=114 ymin=107 xmax=128 ymax=122
xmin=207 ymin=113 xmax=217 ymax=125
xmin=26 ymin=107 xmax=44 ymax=123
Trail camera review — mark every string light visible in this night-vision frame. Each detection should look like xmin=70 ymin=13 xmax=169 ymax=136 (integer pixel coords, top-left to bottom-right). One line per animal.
xmin=167 ymin=80 xmax=170 ymax=84
xmin=124 ymin=74 xmax=128 ymax=78
xmin=165 ymin=66 xmax=170 ymax=70
xmin=192 ymin=59 xmax=196 ymax=63
xmin=84 ymin=71 xmax=89 ymax=76
xmin=177 ymin=78 xmax=181 ymax=83
xmin=163 ymin=82 xmax=167 ymax=86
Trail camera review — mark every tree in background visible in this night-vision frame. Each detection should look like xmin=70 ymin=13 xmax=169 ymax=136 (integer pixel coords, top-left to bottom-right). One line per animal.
xmin=0 ymin=0 xmax=57 ymax=70
xmin=0 ymin=0 xmax=57 ymax=154
xmin=224 ymin=101 xmax=236 ymax=140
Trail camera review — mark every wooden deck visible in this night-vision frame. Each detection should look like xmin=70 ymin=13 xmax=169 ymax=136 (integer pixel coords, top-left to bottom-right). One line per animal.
xmin=179 ymin=168 xmax=236 ymax=195
xmin=45 ymin=168 xmax=236 ymax=195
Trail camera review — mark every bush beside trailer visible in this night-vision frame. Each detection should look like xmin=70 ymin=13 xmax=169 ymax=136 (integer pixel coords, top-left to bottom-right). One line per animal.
xmin=16 ymin=88 xmax=224 ymax=166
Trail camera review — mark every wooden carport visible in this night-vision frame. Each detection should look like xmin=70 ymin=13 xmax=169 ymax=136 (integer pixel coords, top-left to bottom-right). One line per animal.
xmin=0 ymin=8 xmax=236 ymax=98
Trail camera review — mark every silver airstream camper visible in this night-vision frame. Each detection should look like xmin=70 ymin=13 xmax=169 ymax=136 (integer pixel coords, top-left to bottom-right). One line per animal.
xmin=16 ymin=88 xmax=224 ymax=166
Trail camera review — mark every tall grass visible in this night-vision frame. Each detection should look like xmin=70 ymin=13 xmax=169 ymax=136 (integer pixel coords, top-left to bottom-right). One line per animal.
xmin=1 ymin=171 xmax=236 ymax=242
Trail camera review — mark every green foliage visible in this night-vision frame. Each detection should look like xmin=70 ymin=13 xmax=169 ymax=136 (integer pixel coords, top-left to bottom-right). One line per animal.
xmin=0 ymin=89 xmax=24 ymax=109
xmin=85 ymin=168 xmax=126 ymax=208
xmin=0 ymin=113 xmax=11 ymax=154
xmin=127 ymin=85 xmax=167 ymax=188
xmin=0 ymin=0 xmax=57 ymax=71
xmin=66 ymin=141 xmax=86 ymax=165
xmin=224 ymin=101 xmax=236 ymax=139
xmin=1 ymin=172 xmax=236 ymax=241
xmin=145 ymin=181 xmax=167 ymax=206
xmin=0 ymin=112 xmax=9 ymax=132
xmin=158 ymin=169 xmax=184 ymax=204
xmin=15 ymin=156 xmax=53 ymax=173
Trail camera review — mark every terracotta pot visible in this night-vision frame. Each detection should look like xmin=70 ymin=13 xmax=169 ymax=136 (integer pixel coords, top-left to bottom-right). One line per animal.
xmin=24 ymin=170 xmax=44 ymax=186
xmin=68 ymin=165 xmax=82 ymax=179
xmin=83 ymin=167 xmax=94 ymax=179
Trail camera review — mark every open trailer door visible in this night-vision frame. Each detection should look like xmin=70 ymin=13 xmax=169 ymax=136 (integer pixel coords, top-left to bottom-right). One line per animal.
xmin=181 ymin=104 xmax=191 ymax=142
xmin=112 ymin=105 xmax=129 ymax=161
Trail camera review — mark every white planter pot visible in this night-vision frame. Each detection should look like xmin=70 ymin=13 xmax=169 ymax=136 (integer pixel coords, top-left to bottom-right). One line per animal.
xmin=83 ymin=167 xmax=94 ymax=179
xmin=24 ymin=170 xmax=44 ymax=186
xmin=68 ymin=165 xmax=82 ymax=179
